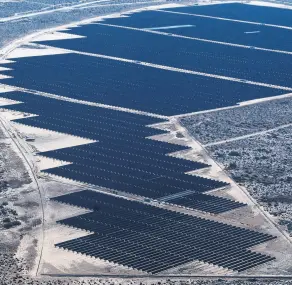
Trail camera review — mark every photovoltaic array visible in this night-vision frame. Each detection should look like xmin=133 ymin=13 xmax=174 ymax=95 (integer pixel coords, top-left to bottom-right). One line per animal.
xmin=53 ymin=190 xmax=276 ymax=274
xmin=166 ymin=3 xmax=292 ymax=26
xmin=35 ymin=25 xmax=292 ymax=89
xmin=0 ymin=2 xmax=287 ymax=273
xmin=103 ymin=9 xmax=292 ymax=52
xmin=1 ymin=53 xmax=285 ymax=116
xmin=0 ymin=91 xmax=243 ymax=214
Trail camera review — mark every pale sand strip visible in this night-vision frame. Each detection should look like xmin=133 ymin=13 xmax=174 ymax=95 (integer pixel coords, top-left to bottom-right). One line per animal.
xmin=32 ymin=32 xmax=86 ymax=42
xmin=7 ymin=45 xmax=72 ymax=59
xmin=0 ymin=66 xmax=12 ymax=71
xmin=0 ymin=97 xmax=19 ymax=106
xmin=0 ymin=59 xmax=14 ymax=64
xmin=0 ymin=74 xmax=12 ymax=79
xmin=0 ymin=85 xmax=15 ymax=93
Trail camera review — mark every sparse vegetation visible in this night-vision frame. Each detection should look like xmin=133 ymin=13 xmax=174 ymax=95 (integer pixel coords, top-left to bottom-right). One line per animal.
xmin=0 ymin=202 xmax=21 ymax=229
xmin=208 ymin=126 xmax=292 ymax=227
xmin=181 ymin=97 xmax=292 ymax=145
xmin=176 ymin=132 xmax=184 ymax=138
xmin=182 ymin=97 xmax=292 ymax=232
xmin=3 ymin=220 xmax=21 ymax=229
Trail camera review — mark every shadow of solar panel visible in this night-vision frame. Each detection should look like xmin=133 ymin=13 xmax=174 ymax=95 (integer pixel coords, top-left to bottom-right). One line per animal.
xmin=53 ymin=190 xmax=276 ymax=274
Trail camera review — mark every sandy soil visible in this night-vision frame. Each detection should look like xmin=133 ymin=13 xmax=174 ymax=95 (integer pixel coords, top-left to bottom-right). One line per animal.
xmin=33 ymin=32 xmax=86 ymax=42
xmin=0 ymin=97 xmax=20 ymax=106
xmin=12 ymin=123 xmax=95 ymax=152
xmin=162 ymin=260 xmax=231 ymax=275
xmin=0 ymin=74 xmax=12 ymax=79
xmin=0 ymin=66 xmax=11 ymax=71
xmin=0 ymin=59 xmax=14 ymax=64
xmin=7 ymin=44 xmax=72 ymax=59
xmin=0 ymin=85 xmax=15 ymax=93
xmin=36 ymin=156 xmax=71 ymax=171
xmin=0 ymin=109 xmax=95 ymax=171
xmin=0 ymin=109 xmax=36 ymax=120
xmin=149 ymin=133 xmax=190 ymax=147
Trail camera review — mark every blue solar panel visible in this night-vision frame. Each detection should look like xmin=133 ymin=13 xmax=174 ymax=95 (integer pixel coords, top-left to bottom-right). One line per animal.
xmin=103 ymin=10 xmax=292 ymax=52
xmin=30 ymin=24 xmax=292 ymax=89
xmin=166 ymin=3 xmax=292 ymax=27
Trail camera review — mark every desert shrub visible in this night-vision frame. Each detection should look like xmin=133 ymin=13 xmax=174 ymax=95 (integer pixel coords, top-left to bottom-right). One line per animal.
xmin=3 ymin=220 xmax=21 ymax=229
xmin=228 ymin=151 xmax=241 ymax=156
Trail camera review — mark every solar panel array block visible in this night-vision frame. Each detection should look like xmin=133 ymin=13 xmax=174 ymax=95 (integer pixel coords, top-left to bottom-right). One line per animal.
xmin=1 ymin=49 xmax=286 ymax=116
xmin=104 ymin=10 xmax=292 ymax=52
xmin=53 ymin=190 xmax=276 ymax=274
xmin=166 ymin=3 xmax=292 ymax=27
xmin=0 ymin=91 xmax=243 ymax=214
xmin=28 ymin=24 xmax=292 ymax=88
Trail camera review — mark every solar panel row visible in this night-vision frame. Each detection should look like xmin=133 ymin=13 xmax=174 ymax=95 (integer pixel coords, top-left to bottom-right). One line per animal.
xmin=53 ymin=190 xmax=276 ymax=273
xmin=165 ymin=192 xmax=244 ymax=214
